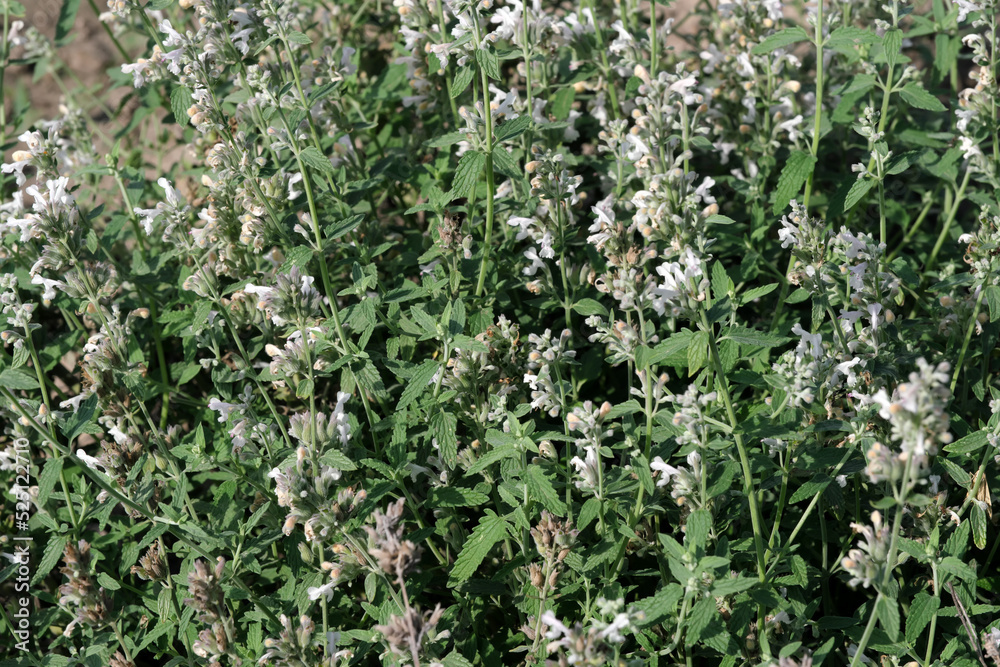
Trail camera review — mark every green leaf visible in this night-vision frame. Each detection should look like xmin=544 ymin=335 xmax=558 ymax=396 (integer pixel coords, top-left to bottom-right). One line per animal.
xmin=427 ymin=486 xmax=490 ymax=507
xmin=170 ymin=86 xmax=193 ymax=123
xmin=686 ymin=510 xmax=712 ymax=551
xmin=430 ymin=411 xmax=458 ymax=467
xmin=448 ymin=511 xmax=510 ymax=584
xmin=685 ymin=596 xmax=718 ymax=646
xmin=0 ymin=367 xmax=38 ymax=390
xmin=285 ymin=30 xmax=312 ymax=45
xmin=751 ymin=27 xmax=811 ymax=55
xmin=899 ymin=83 xmax=946 ymax=111
xmin=944 ymin=430 xmax=988 ymax=454
xmin=789 ymin=474 xmax=833 ymax=504
xmin=32 ymin=535 xmax=69 ymax=585
xmin=325 ymin=213 xmax=364 ymax=240
xmin=97 ymin=572 xmax=121 ymax=591
xmin=37 ymin=458 xmax=64 ymax=506
xmin=298 ymin=146 xmax=335 ymax=176
xmin=843 ymin=177 xmax=876 ymax=213
xmin=495 ymin=115 xmax=531 ymax=142
xmin=876 ymin=595 xmax=900 ymax=642
xmin=825 ymin=26 xmax=876 ymax=50
xmin=984 ymin=285 xmax=1000 ymax=322
xmin=635 ymin=585 xmax=683 ymax=626
xmin=466 ymin=443 xmax=520 ymax=476
xmin=525 ymin=465 xmax=568 ymax=516
xmin=882 ymin=28 xmax=902 ymax=69
xmin=772 ymin=150 xmax=817 ymax=214
xmin=741 ymin=283 xmax=779 ymax=304
xmin=450 ymin=150 xmax=486 ymax=200
xmin=573 ymin=298 xmax=609 ymax=318
xmin=60 ymin=394 xmax=99 ymax=444
xmin=722 ymin=325 xmax=791 ymax=348
xmin=971 ymin=501 xmax=988 ymax=549
xmin=397 ymin=360 xmax=438 ymax=411
xmin=55 ymin=0 xmax=82 ymax=46
xmin=905 ymin=592 xmax=940 ymax=644
xmin=491 ymin=145 xmax=520 ymax=180
xmin=687 ymin=330 xmax=709 ymax=376
xmin=706 ymin=214 xmax=736 ymax=225
xmin=475 ymin=48 xmax=501 ymax=80
xmin=452 ymin=66 xmax=474 ymax=98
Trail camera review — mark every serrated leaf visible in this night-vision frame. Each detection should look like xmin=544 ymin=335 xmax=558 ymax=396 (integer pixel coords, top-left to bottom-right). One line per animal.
xmin=877 ymin=595 xmax=900 ymax=642
xmin=843 ymin=177 xmax=875 ymax=213
xmin=298 ymin=146 xmax=335 ymax=176
xmin=905 ymin=592 xmax=940 ymax=644
xmin=741 ymin=283 xmax=779 ymax=304
xmin=525 ymin=465 xmax=567 ymax=516
xmin=170 ymin=85 xmax=193 ymax=122
xmin=32 ymin=535 xmax=69 ymax=585
xmin=397 ymin=360 xmax=438 ymax=410
xmin=448 ymin=511 xmax=509 ymax=584
xmin=685 ymin=596 xmax=718 ymax=646
xmin=1 ymin=367 xmax=39 ymax=390
xmin=495 ymin=115 xmax=531 ymax=142
xmin=944 ymin=430 xmax=988 ymax=454
xmin=325 ymin=214 xmax=364 ymax=240
xmin=97 ymin=572 xmax=121 ymax=591
xmin=491 ymin=145 xmax=520 ymax=179
xmin=466 ymin=443 xmax=519 ymax=476
xmin=899 ymin=83 xmax=946 ymax=111
xmin=430 ymin=410 xmax=458 ymax=467
xmin=971 ymin=501 xmax=988 ymax=549
xmin=722 ymin=325 xmax=791 ymax=348
xmin=452 ymin=66 xmax=474 ymax=98
xmin=882 ymin=28 xmax=902 ymax=69
xmin=686 ymin=510 xmax=712 ymax=551
xmin=475 ymin=48 xmax=501 ymax=80
xmin=789 ymin=474 xmax=833 ymax=504
xmin=635 ymin=585 xmax=683 ymax=626
xmin=450 ymin=150 xmax=485 ymax=200
xmin=752 ymin=27 xmax=811 ymax=55
xmin=825 ymin=26 xmax=876 ymax=50
xmin=985 ymin=285 xmax=1000 ymax=322
xmin=60 ymin=394 xmax=99 ymax=444
xmin=37 ymin=458 xmax=63 ymax=506
xmin=687 ymin=330 xmax=709 ymax=376
xmin=285 ymin=30 xmax=312 ymax=45
xmin=427 ymin=486 xmax=489 ymax=507
xmin=572 ymin=298 xmax=609 ymax=318
xmin=773 ymin=150 xmax=817 ymax=214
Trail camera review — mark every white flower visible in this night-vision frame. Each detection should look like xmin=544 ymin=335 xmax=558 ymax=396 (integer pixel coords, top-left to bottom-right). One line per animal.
xmin=208 ymin=397 xmax=241 ymax=422
xmin=960 ymin=136 xmax=982 ymax=161
xmin=31 ymin=274 xmax=64 ymax=304
xmin=308 ymin=581 xmax=336 ymax=601
xmin=121 ymin=61 xmax=149 ymax=87
xmin=955 ymin=0 xmax=982 ymax=22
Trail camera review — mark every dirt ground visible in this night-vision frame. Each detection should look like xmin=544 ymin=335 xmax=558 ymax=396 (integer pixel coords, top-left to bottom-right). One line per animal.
xmin=11 ymin=1 xmax=702 ymax=130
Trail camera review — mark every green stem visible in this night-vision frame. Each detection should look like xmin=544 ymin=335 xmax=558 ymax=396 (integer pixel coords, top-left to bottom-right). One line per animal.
xmin=849 ymin=594 xmax=882 ymax=667
xmin=951 ymin=296 xmax=982 ymax=393
xmin=926 ymin=168 xmax=971 ymax=274
xmin=474 ymin=60 xmax=496 ymax=298
xmin=802 ymin=0 xmax=824 ymax=214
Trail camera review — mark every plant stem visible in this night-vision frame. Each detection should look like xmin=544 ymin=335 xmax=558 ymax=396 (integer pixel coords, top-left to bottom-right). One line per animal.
xmin=699 ymin=308 xmax=771 ymax=658
xmin=474 ymin=58 xmax=496 ymax=298
xmin=951 ymin=296 xmax=982 ymax=393
xmin=927 ymin=168 xmax=971 ymax=274
xmin=802 ymin=0 xmax=824 ymax=214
